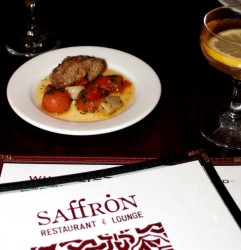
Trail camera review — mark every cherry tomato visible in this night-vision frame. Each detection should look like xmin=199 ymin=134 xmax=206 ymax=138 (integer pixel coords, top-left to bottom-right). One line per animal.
xmin=93 ymin=75 xmax=124 ymax=93
xmin=73 ymin=77 xmax=88 ymax=86
xmin=42 ymin=87 xmax=71 ymax=114
xmin=81 ymin=83 xmax=108 ymax=101
xmin=76 ymin=97 xmax=105 ymax=112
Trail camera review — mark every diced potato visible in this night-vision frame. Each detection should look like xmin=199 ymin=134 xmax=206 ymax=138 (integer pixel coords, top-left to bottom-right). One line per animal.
xmin=65 ymin=86 xmax=85 ymax=100
xmin=98 ymin=96 xmax=123 ymax=115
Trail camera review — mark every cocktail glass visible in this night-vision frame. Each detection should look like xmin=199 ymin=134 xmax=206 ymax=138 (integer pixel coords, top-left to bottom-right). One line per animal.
xmin=200 ymin=5 xmax=241 ymax=150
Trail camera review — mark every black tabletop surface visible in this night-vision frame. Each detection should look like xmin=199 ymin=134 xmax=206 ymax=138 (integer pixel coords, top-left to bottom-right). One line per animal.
xmin=1 ymin=0 xmax=239 ymax=158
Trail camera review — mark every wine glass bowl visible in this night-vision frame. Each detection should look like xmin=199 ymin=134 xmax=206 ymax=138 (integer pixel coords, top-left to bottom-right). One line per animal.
xmin=200 ymin=5 xmax=241 ymax=150
xmin=6 ymin=0 xmax=60 ymax=58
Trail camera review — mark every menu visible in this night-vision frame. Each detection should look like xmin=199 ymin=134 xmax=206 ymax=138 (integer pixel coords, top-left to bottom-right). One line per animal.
xmin=0 ymin=152 xmax=240 ymax=250
xmin=214 ymin=164 xmax=241 ymax=210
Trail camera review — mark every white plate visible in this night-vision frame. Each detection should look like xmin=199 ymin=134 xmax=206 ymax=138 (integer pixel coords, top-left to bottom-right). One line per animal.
xmin=7 ymin=46 xmax=161 ymax=135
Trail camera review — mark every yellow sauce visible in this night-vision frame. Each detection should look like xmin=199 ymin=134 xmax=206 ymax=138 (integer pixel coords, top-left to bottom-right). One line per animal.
xmin=35 ymin=69 xmax=135 ymax=122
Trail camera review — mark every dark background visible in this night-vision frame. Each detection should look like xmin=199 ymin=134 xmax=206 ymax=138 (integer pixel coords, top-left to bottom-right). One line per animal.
xmin=0 ymin=0 xmax=237 ymax=158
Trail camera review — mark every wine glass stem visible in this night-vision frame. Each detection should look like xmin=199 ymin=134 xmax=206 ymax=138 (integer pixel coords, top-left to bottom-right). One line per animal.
xmin=229 ymin=78 xmax=241 ymax=120
xmin=22 ymin=0 xmax=43 ymax=51
xmin=26 ymin=1 xmax=38 ymax=37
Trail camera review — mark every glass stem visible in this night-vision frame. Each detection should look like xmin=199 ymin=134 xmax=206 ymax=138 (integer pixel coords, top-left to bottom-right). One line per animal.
xmin=26 ymin=1 xmax=38 ymax=37
xmin=229 ymin=78 xmax=241 ymax=120
xmin=24 ymin=0 xmax=42 ymax=50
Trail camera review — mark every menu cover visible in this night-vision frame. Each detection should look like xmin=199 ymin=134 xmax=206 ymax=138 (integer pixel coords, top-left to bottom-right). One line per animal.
xmin=212 ymin=157 xmax=241 ymax=211
xmin=0 ymin=150 xmax=240 ymax=250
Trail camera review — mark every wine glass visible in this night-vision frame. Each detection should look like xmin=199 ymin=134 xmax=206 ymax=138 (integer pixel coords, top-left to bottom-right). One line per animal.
xmin=6 ymin=0 xmax=60 ymax=58
xmin=200 ymin=5 xmax=241 ymax=150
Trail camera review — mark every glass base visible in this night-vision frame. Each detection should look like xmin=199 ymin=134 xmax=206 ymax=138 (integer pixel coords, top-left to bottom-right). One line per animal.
xmin=200 ymin=105 xmax=241 ymax=150
xmin=6 ymin=29 xmax=61 ymax=58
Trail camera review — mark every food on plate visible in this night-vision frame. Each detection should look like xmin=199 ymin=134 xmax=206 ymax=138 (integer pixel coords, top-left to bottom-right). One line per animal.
xmin=65 ymin=85 xmax=85 ymax=100
xmin=37 ymin=55 xmax=135 ymax=122
xmin=41 ymin=85 xmax=72 ymax=114
xmin=75 ymin=75 xmax=126 ymax=113
xmin=98 ymin=96 xmax=123 ymax=115
xmin=50 ymin=55 xmax=107 ymax=88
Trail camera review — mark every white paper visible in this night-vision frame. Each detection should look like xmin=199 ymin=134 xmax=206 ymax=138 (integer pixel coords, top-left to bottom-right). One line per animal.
xmin=1 ymin=161 xmax=241 ymax=210
xmin=0 ymin=163 xmax=115 ymax=183
xmin=0 ymin=161 xmax=240 ymax=250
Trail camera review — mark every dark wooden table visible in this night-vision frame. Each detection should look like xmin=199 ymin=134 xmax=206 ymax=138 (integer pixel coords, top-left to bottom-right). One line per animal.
xmin=0 ymin=0 xmax=239 ymax=159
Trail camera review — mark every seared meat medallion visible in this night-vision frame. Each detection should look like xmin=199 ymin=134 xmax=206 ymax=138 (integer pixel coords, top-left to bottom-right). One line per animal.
xmin=50 ymin=55 xmax=107 ymax=88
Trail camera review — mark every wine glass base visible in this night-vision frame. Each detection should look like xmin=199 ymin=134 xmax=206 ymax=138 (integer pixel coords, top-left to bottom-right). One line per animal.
xmin=6 ymin=30 xmax=61 ymax=58
xmin=200 ymin=105 xmax=241 ymax=150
